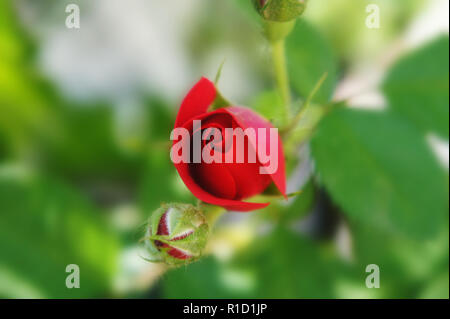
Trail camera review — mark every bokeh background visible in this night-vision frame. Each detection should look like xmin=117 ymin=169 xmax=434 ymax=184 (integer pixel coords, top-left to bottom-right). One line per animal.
xmin=0 ymin=0 xmax=448 ymax=298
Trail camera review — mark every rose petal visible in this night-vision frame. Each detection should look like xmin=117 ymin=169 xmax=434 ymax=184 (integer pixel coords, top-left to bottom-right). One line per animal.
xmin=173 ymin=109 xmax=274 ymax=211
xmin=223 ymin=107 xmax=287 ymax=197
xmin=174 ymin=160 xmax=269 ymax=211
xmin=173 ymin=99 xmax=279 ymax=211
xmin=190 ymin=162 xmax=237 ymax=199
xmin=225 ymin=163 xmax=272 ymax=199
xmin=175 ymin=77 xmax=216 ymax=128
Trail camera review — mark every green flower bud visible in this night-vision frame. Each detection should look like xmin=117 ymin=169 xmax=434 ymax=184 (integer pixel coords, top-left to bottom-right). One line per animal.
xmin=253 ymin=0 xmax=307 ymax=22
xmin=141 ymin=203 xmax=208 ymax=266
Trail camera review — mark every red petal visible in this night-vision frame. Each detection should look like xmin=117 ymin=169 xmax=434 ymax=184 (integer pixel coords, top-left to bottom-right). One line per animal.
xmin=173 ymin=108 xmax=270 ymax=211
xmin=175 ymin=77 xmax=216 ymax=128
xmin=223 ymin=107 xmax=287 ymax=197
xmin=174 ymin=160 xmax=269 ymax=211
xmin=225 ymin=163 xmax=272 ymax=199
xmin=190 ymin=162 xmax=237 ymax=199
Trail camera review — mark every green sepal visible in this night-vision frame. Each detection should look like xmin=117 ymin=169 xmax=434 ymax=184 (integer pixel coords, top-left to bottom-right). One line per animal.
xmin=141 ymin=203 xmax=210 ymax=266
xmin=253 ymin=0 xmax=307 ymax=22
xmin=209 ymin=59 xmax=233 ymax=111
xmin=209 ymin=90 xmax=232 ymax=111
xmin=162 ymin=224 xmax=209 ymax=256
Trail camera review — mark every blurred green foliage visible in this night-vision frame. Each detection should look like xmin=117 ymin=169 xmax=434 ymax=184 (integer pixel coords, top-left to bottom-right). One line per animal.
xmin=0 ymin=0 xmax=448 ymax=299
xmin=383 ymin=36 xmax=449 ymax=139
xmin=305 ymin=0 xmax=426 ymax=62
xmin=163 ymin=228 xmax=351 ymax=298
xmin=286 ymin=20 xmax=337 ymax=104
xmin=311 ymin=108 xmax=448 ymax=240
xmin=0 ymin=169 xmax=119 ymax=298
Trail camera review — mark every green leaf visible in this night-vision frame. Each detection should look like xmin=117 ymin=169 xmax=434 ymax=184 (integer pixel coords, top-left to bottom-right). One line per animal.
xmin=311 ymin=108 xmax=448 ymax=240
xmin=231 ymin=228 xmax=347 ymax=298
xmin=286 ymin=20 xmax=337 ymax=104
xmin=0 ymin=168 xmax=120 ymax=298
xmin=382 ymin=36 xmax=449 ymax=139
xmin=280 ymin=179 xmax=316 ymax=223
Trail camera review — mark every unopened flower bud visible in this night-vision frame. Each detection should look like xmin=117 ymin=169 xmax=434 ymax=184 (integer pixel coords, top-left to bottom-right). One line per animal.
xmin=253 ymin=0 xmax=307 ymax=22
xmin=141 ymin=203 xmax=208 ymax=266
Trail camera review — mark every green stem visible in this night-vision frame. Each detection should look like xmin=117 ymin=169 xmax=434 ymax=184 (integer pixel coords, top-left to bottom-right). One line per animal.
xmin=264 ymin=20 xmax=295 ymax=122
xmin=198 ymin=202 xmax=226 ymax=229
xmin=271 ymin=39 xmax=291 ymax=121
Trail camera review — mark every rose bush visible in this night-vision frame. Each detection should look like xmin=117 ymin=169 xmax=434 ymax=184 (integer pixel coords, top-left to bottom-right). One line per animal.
xmin=172 ymin=77 xmax=286 ymax=211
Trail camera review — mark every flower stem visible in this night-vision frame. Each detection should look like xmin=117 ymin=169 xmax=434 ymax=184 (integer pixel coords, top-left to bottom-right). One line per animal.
xmin=198 ymin=202 xmax=226 ymax=229
xmin=271 ymin=39 xmax=291 ymax=121
xmin=264 ymin=20 xmax=295 ymax=122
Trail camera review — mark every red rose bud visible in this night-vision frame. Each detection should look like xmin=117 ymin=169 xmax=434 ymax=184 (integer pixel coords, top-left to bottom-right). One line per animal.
xmin=171 ymin=77 xmax=286 ymax=212
xmin=142 ymin=203 xmax=208 ymax=265
xmin=253 ymin=0 xmax=307 ymax=22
